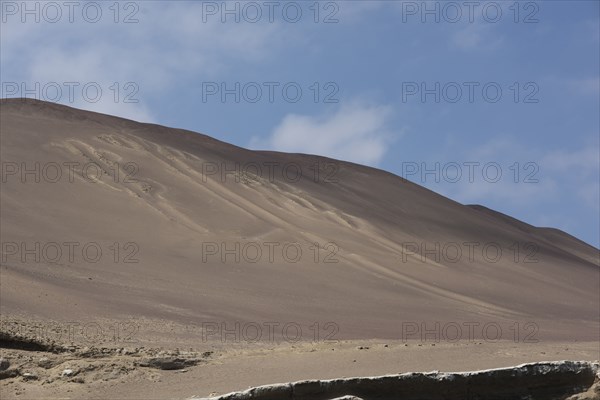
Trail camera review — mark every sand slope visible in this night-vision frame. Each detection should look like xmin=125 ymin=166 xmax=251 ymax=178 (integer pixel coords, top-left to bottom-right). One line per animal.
xmin=1 ymin=99 xmax=598 ymax=345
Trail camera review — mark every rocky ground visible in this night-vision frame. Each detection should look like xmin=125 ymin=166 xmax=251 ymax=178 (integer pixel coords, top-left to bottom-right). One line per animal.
xmin=0 ymin=345 xmax=212 ymax=397
xmin=1 ymin=325 xmax=599 ymax=400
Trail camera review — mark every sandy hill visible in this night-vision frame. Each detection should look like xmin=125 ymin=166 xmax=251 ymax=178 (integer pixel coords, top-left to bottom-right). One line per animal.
xmin=1 ymin=98 xmax=598 ymax=344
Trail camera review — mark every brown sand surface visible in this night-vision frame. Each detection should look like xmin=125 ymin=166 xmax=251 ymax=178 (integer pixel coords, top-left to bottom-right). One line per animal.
xmin=1 ymin=99 xmax=598 ymax=398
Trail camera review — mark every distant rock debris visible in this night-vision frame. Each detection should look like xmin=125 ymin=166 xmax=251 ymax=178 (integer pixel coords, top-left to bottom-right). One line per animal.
xmin=136 ymin=357 xmax=201 ymax=370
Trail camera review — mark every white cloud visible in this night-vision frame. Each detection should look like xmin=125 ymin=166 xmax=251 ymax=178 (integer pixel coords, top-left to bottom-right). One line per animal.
xmin=251 ymin=102 xmax=395 ymax=166
xmin=0 ymin=2 xmax=285 ymax=121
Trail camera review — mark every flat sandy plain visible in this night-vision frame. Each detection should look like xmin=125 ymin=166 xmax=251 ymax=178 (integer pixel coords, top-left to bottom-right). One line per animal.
xmin=0 ymin=99 xmax=598 ymax=399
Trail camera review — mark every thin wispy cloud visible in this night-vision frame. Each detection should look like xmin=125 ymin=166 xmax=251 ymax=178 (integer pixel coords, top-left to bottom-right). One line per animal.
xmin=251 ymin=102 xmax=395 ymax=166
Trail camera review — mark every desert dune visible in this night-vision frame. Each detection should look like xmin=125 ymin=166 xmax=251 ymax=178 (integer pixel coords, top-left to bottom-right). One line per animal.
xmin=0 ymin=99 xmax=598 ymax=399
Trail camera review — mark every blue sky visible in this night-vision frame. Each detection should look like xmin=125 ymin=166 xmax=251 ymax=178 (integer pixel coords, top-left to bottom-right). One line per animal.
xmin=1 ymin=1 xmax=599 ymax=246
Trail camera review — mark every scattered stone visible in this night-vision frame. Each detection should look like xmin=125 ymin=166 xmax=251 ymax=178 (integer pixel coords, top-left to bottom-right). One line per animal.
xmin=137 ymin=357 xmax=200 ymax=370
xmin=22 ymin=372 xmax=38 ymax=381
xmin=0 ymin=358 xmax=10 ymax=371
xmin=61 ymin=369 xmax=75 ymax=377
xmin=38 ymin=357 xmax=53 ymax=369
xmin=0 ymin=368 xmax=20 ymax=380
